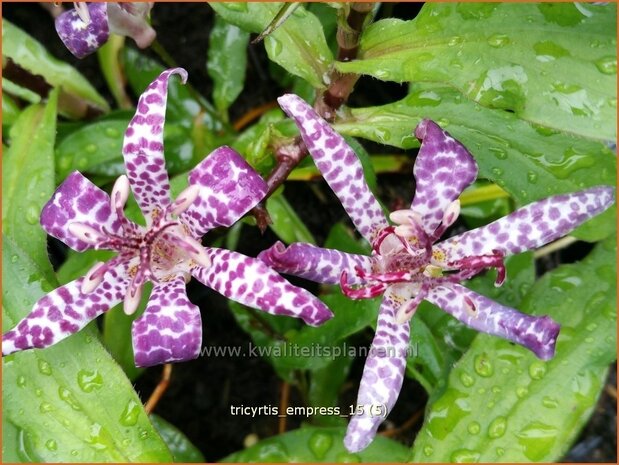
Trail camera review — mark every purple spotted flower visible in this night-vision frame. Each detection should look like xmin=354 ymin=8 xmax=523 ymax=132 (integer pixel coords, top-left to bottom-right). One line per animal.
xmin=2 ymin=71 xmax=332 ymax=368
xmin=55 ymin=2 xmax=155 ymax=58
xmin=258 ymin=94 xmax=615 ymax=452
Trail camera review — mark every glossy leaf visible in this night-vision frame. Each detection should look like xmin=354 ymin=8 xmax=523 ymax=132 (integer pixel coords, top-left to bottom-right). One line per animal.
xmin=2 ymin=91 xmax=58 ymax=284
xmin=2 ymin=236 xmax=173 ymax=462
xmin=411 ymin=237 xmax=616 ymax=462
xmin=334 ymin=83 xmax=616 ymax=241
xmin=267 ymin=193 xmax=316 ymax=245
xmin=150 ymin=414 xmax=204 ymax=463
xmin=222 ymin=426 xmax=411 ymax=462
xmin=207 ymin=16 xmax=250 ymax=117
xmin=336 ymin=2 xmax=616 ymax=141
xmin=2 ymin=93 xmax=21 ymax=128
xmin=3 ymin=19 xmax=109 ymax=117
xmin=210 ymin=2 xmax=333 ymax=89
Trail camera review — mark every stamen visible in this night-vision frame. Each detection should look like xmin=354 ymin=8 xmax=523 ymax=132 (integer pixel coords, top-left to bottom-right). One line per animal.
xmin=111 ymin=175 xmax=130 ymax=210
xmin=170 ymin=184 xmax=201 ymax=216
xmin=395 ymin=281 xmax=430 ymax=324
xmin=68 ymin=222 xmax=105 ymax=245
xmin=171 ymin=235 xmax=211 ymax=269
xmin=124 ymin=282 xmax=143 ymax=315
xmin=74 ymin=2 xmax=91 ymax=24
xmin=431 ymin=200 xmax=461 ymax=241
xmin=81 ymin=261 xmax=105 ymax=294
xmin=339 ymin=270 xmax=388 ymax=299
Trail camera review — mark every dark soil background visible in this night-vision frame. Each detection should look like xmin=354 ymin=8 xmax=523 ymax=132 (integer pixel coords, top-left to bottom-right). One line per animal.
xmin=3 ymin=3 xmax=616 ymax=462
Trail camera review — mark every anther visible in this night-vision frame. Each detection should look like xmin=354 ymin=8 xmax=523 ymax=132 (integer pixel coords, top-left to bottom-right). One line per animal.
xmin=74 ymin=2 xmax=91 ymax=24
xmin=170 ymin=184 xmax=201 ymax=216
xmin=111 ymin=175 xmax=130 ymax=211
xmin=123 ymin=283 xmax=143 ymax=315
xmin=68 ymin=222 xmax=105 ymax=245
xmin=81 ymin=261 xmax=105 ymax=294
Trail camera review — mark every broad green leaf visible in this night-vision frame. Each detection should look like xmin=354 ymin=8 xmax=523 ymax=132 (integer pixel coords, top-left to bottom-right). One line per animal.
xmin=337 ymin=3 xmax=617 ymax=141
xmin=2 ymin=236 xmax=173 ymax=462
xmin=207 ymin=16 xmax=250 ymax=117
xmin=3 ymin=19 xmax=109 ymax=117
xmin=334 ymin=84 xmax=616 ymax=241
xmin=150 ymin=415 xmax=204 ymax=463
xmin=2 ymin=91 xmax=58 ymax=284
xmin=221 ymin=426 xmax=411 ymax=462
xmin=267 ymin=193 xmax=316 ymax=245
xmin=2 ymin=77 xmax=42 ymax=104
xmin=210 ymin=3 xmax=333 ymax=89
xmin=411 ymin=237 xmax=616 ymax=462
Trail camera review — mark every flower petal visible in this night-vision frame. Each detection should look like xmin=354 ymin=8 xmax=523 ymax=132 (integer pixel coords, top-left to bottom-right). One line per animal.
xmin=132 ymin=275 xmax=201 ymax=367
xmin=344 ymin=290 xmax=410 ymax=452
xmin=182 ymin=146 xmax=268 ymax=237
xmin=192 ymin=248 xmax=333 ymax=326
xmin=258 ymin=241 xmax=374 ymax=285
xmin=2 ymin=259 xmax=131 ymax=356
xmin=435 ymin=186 xmax=615 ymax=262
xmin=107 ymin=3 xmax=156 ymax=49
xmin=411 ymin=119 xmax=478 ymax=234
xmin=426 ymin=284 xmax=560 ymax=360
xmin=278 ymin=94 xmax=388 ymax=243
xmin=54 ymin=3 xmax=109 ymax=58
xmin=40 ymin=171 xmax=121 ymax=252
xmin=123 ymin=68 xmax=187 ymax=223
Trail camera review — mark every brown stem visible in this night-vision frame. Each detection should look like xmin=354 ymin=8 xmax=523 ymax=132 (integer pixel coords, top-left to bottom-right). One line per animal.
xmin=144 ymin=363 xmax=173 ymax=414
xmin=252 ymin=3 xmax=375 ymax=230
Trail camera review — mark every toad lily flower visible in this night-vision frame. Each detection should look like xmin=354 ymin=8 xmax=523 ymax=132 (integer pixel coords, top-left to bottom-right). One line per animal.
xmin=55 ymin=2 xmax=155 ymax=58
xmin=259 ymin=94 xmax=615 ymax=452
xmin=2 ymin=70 xmax=332 ymax=367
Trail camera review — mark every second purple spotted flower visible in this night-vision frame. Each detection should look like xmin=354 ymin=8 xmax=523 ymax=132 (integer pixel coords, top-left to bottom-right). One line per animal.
xmin=259 ymin=94 xmax=615 ymax=452
xmin=2 ymin=70 xmax=332 ymax=367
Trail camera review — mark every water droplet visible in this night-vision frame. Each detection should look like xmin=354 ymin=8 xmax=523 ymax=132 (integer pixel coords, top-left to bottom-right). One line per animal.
xmin=25 ymin=204 xmax=39 ymax=225
xmin=45 ymin=439 xmax=57 ymax=451
xmin=308 ymin=432 xmax=333 ymax=460
xmin=459 ymin=372 xmax=474 ymax=387
xmin=516 ymin=421 xmax=558 ymax=461
xmin=59 ymin=155 xmax=71 ymax=172
xmin=527 ymin=171 xmax=538 ymax=184
xmin=16 ymin=375 xmax=26 ymax=387
xmin=584 ymin=336 xmax=594 ymax=343
xmin=224 ymin=2 xmax=247 ymax=11
xmin=104 ymin=127 xmax=120 ymax=138
xmin=423 ymin=445 xmax=434 ymax=457
xmin=139 ymin=430 xmax=149 ymax=440
xmin=491 ymin=167 xmax=504 ymax=177
xmin=38 ymin=359 xmax=52 ymax=375
xmin=121 ymin=438 xmax=131 ymax=447
xmin=496 ymin=447 xmax=505 ymax=457
xmin=595 ymin=56 xmax=616 ymax=75
xmin=407 ymin=90 xmax=442 ymax=107
xmin=77 ymin=369 xmax=103 ymax=393
xmin=58 ymin=387 xmax=82 ymax=411
xmin=267 ymin=37 xmax=283 ymax=56
xmin=487 ymin=34 xmax=510 ymax=48
xmin=35 ymin=389 xmax=43 ymax=397
xmin=39 ymin=402 xmax=53 ymax=413
xmin=533 ymin=41 xmax=569 ymax=62
xmin=542 ymin=396 xmax=559 ymax=409
xmin=448 ymin=36 xmax=464 ymax=46
xmin=85 ymin=144 xmax=97 ymax=154
xmin=426 ymin=388 xmax=471 ymax=440
xmin=11 ymin=255 xmax=19 ymax=264
xmin=77 ymin=158 xmax=89 ymax=169
xmin=489 ymin=147 xmax=507 ymax=160
xmin=467 ymin=421 xmax=481 ymax=435
xmin=488 ymin=416 xmax=507 ymax=439
xmin=474 ymin=354 xmax=494 ymax=377
xmin=491 ymin=386 xmax=501 ymax=394
xmin=450 ymin=448 xmax=481 ymax=462
xmin=120 ymin=399 xmax=141 ymax=426
xmin=70 ymin=449 xmax=79 ymax=457
xmin=335 ymin=452 xmax=361 ymax=463
xmin=585 ymin=322 xmax=598 ymax=332
xmin=516 ymin=386 xmax=529 ymax=398
xmin=375 ymin=127 xmax=392 ymax=143
xmin=257 ymin=441 xmax=289 ymax=461
xmin=501 ymin=367 xmax=510 ymax=375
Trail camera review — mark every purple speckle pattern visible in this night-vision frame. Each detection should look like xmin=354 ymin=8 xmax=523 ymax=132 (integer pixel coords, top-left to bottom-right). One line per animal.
xmin=426 ymin=284 xmax=560 ymax=360
xmin=411 ymin=119 xmax=478 ymax=234
xmin=182 ymin=146 xmax=268 ymax=237
xmin=123 ymin=67 xmax=187 ymax=222
xmin=192 ymin=248 xmax=333 ymax=326
xmin=278 ymin=94 xmax=389 ymax=243
xmin=344 ymin=292 xmax=410 ymax=452
xmin=258 ymin=241 xmax=374 ymax=285
xmin=132 ymin=276 xmax=201 ymax=367
xmin=436 ymin=186 xmax=616 ymax=262
xmin=2 ymin=260 xmax=131 ymax=355
xmin=40 ymin=171 xmax=121 ymax=252
xmin=55 ymin=3 xmax=109 ymax=58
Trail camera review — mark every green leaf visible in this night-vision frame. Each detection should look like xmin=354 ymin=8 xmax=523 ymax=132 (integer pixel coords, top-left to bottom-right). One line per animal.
xmin=336 ymin=3 xmax=616 ymax=141
xmin=97 ymin=35 xmax=132 ymax=109
xmin=150 ymin=415 xmax=204 ymax=463
xmin=207 ymin=16 xmax=250 ymax=117
xmin=2 ymin=236 xmax=173 ymax=462
xmin=411 ymin=237 xmax=616 ymax=462
xmin=334 ymin=83 xmax=616 ymax=241
xmin=2 ymin=19 xmax=109 ymax=117
xmin=221 ymin=426 xmax=411 ymax=462
xmin=2 ymin=91 xmax=58 ymax=284
xmin=210 ymin=3 xmax=333 ymax=88
xmin=267 ymin=193 xmax=316 ymax=245
xmin=2 ymin=92 xmax=21 ymax=128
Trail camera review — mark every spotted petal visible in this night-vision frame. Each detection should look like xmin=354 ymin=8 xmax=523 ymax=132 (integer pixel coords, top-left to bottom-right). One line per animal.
xmin=192 ymin=248 xmax=333 ymax=326
xmin=344 ymin=290 xmax=410 ymax=452
xmin=132 ymin=275 xmax=201 ymax=367
xmin=411 ymin=120 xmax=478 ymax=235
xmin=40 ymin=171 xmax=121 ymax=252
xmin=107 ymin=3 xmax=155 ymax=49
xmin=435 ymin=186 xmax=615 ymax=262
xmin=2 ymin=259 xmax=131 ymax=356
xmin=426 ymin=284 xmax=560 ymax=360
xmin=123 ymin=68 xmax=187 ymax=223
xmin=258 ymin=241 xmax=374 ymax=285
xmin=182 ymin=146 xmax=268 ymax=237
xmin=55 ymin=3 xmax=109 ymax=58
xmin=278 ymin=94 xmax=388 ymax=243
